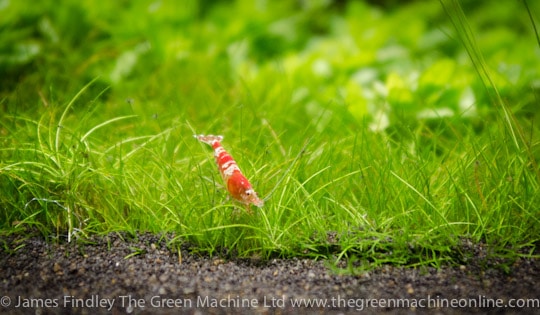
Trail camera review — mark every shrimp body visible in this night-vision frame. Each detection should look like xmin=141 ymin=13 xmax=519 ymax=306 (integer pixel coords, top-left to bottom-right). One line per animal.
xmin=195 ymin=134 xmax=263 ymax=208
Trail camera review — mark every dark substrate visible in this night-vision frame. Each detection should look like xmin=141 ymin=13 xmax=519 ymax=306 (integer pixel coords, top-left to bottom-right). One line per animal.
xmin=1 ymin=233 xmax=538 ymax=315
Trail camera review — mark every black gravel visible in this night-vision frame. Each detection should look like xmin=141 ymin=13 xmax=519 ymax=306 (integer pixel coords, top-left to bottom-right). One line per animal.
xmin=1 ymin=232 xmax=538 ymax=315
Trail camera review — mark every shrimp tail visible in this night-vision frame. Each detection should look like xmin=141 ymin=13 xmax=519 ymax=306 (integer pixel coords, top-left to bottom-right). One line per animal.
xmin=194 ymin=134 xmax=224 ymax=146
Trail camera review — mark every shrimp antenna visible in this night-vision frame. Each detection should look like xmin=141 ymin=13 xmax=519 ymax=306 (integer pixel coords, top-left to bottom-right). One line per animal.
xmin=262 ymin=136 xmax=312 ymax=202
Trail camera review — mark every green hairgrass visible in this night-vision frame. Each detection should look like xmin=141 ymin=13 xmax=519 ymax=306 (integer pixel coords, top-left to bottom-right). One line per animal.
xmin=2 ymin=84 xmax=539 ymax=267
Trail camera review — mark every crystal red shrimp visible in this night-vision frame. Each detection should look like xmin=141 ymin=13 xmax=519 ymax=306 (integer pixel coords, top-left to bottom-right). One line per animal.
xmin=195 ymin=134 xmax=263 ymax=210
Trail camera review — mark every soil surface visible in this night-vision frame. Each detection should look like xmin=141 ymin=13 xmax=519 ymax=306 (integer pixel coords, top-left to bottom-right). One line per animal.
xmin=1 ymin=232 xmax=538 ymax=315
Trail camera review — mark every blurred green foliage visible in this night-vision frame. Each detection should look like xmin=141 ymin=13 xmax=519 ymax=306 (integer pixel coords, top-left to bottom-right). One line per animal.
xmin=1 ymin=0 xmax=538 ymax=130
